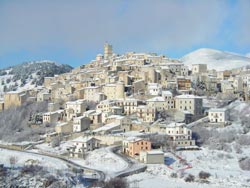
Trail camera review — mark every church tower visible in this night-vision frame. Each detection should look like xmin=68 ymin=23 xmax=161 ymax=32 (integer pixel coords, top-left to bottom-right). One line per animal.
xmin=104 ymin=42 xmax=113 ymax=60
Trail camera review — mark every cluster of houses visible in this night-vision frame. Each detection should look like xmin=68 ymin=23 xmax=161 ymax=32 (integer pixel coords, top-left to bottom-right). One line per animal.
xmin=0 ymin=43 xmax=239 ymax=164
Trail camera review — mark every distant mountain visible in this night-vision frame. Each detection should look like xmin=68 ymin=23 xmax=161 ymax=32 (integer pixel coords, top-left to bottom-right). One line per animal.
xmin=181 ymin=48 xmax=250 ymax=71
xmin=0 ymin=61 xmax=73 ymax=94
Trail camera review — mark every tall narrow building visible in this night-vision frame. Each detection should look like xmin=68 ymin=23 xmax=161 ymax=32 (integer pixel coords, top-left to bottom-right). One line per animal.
xmin=104 ymin=42 xmax=113 ymax=60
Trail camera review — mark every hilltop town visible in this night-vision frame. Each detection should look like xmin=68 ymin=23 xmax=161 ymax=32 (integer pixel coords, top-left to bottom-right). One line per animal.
xmin=0 ymin=44 xmax=250 ymax=188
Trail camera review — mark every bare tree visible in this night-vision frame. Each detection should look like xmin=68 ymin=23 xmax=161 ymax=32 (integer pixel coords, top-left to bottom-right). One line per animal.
xmin=51 ymin=137 xmax=61 ymax=148
xmin=0 ymin=101 xmax=48 ymax=142
xmin=9 ymin=156 xmax=18 ymax=169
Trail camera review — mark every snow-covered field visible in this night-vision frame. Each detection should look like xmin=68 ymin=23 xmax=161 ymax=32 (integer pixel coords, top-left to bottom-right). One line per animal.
xmin=70 ymin=147 xmax=128 ymax=178
xmin=34 ymin=140 xmax=72 ymax=155
xmin=0 ymin=148 xmax=69 ymax=171
xmin=127 ymin=101 xmax=250 ymax=188
xmin=127 ymin=148 xmax=250 ymax=188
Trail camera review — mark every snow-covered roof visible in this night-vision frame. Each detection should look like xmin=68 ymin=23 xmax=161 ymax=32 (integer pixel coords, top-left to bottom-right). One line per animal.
xmin=84 ymin=86 xmax=100 ymax=89
xmin=146 ymin=150 xmax=164 ymax=155
xmin=73 ymin=116 xmax=87 ymax=120
xmin=93 ymin=122 xmax=120 ymax=132
xmin=166 ymin=122 xmax=186 ymax=128
xmin=137 ymin=105 xmax=147 ymax=109
xmin=55 ymin=122 xmax=68 ymax=127
xmin=147 ymin=96 xmax=165 ymax=102
xmin=107 ymin=115 xmax=125 ymax=120
xmin=73 ymin=136 xmax=100 ymax=143
xmin=162 ymin=91 xmax=172 ymax=96
xmin=124 ymin=137 xmax=143 ymax=142
xmin=208 ymin=108 xmax=227 ymax=112
xmin=111 ymin=106 xmax=123 ymax=109
xmin=83 ymin=110 xmax=96 ymax=115
xmin=175 ymin=94 xmax=201 ymax=99
xmin=66 ymin=99 xmax=86 ymax=105
xmin=43 ymin=110 xmax=63 ymax=115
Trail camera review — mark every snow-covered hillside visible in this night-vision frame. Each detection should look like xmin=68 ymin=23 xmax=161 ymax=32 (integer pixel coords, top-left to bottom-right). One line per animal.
xmin=181 ymin=48 xmax=250 ymax=71
xmin=0 ymin=61 xmax=73 ymax=96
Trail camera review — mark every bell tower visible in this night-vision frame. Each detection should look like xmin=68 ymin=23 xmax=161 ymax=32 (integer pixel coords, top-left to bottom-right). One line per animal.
xmin=104 ymin=42 xmax=113 ymax=60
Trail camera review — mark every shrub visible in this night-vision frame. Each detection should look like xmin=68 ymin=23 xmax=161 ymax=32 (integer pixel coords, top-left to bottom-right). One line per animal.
xmin=199 ymin=171 xmax=211 ymax=179
xmin=237 ymin=135 xmax=250 ymax=146
xmin=199 ymin=179 xmax=210 ymax=184
xmin=233 ymin=143 xmax=242 ymax=154
xmin=170 ymin=172 xmax=178 ymax=178
xmin=103 ymin=178 xmax=128 ymax=188
xmin=0 ymin=164 xmax=7 ymax=177
xmin=51 ymin=137 xmax=60 ymax=148
xmin=239 ymin=157 xmax=250 ymax=171
xmin=21 ymin=165 xmax=43 ymax=175
xmin=185 ymin=174 xmax=195 ymax=182
xmin=43 ymin=175 xmax=57 ymax=187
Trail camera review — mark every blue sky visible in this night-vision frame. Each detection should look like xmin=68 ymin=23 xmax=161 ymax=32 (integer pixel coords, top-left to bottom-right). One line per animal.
xmin=0 ymin=0 xmax=249 ymax=69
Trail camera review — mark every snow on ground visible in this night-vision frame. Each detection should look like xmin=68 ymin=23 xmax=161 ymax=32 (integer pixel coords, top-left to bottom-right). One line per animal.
xmin=127 ymin=164 xmax=217 ymax=188
xmin=127 ymin=148 xmax=250 ymax=188
xmin=181 ymin=48 xmax=250 ymax=71
xmin=118 ymin=131 xmax=152 ymax=137
xmin=202 ymin=97 xmax=223 ymax=109
xmin=178 ymin=148 xmax=250 ymax=187
xmin=34 ymin=141 xmax=72 ymax=155
xmin=70 ymin=147 xmax=128 ymax=177
xmin=0 ymin=148 xmax=69 ymax=171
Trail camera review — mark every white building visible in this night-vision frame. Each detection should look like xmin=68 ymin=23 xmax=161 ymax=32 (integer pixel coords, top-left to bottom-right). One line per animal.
xmin=68 ymin=137 xmax=101 ymax=158
xmin=146 ymin=96 xmax=167 ymax=111
xmin=175 ymin=95 xmax=203 ymax=117
xmin=83 ymin=86 xmax=102 ymax=102
xmin=43 ymin=110 xmax=64 ymax=124
xmin=147 ymin=83 xmax=162 ymax=96
xmin=192 ymin=64 xmax=207 ymax=74
xmin=165 ymin=123 xmax=195 ymax=147
xmin=162 ymin=91 xmax=175 ymax=109
xmin=140 ymin=150 xmax=164 ymax=164
xmin=208 ymin=108 xmax=228 ymax=123
xmin=73 ymin=116 xmax=91 ymax=132
xmin=65 ymin=99 xmax=87 ymax=121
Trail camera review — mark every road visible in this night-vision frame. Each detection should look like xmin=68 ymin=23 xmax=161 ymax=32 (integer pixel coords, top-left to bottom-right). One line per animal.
xmin=0 ymin=146 xmax=106 ymax=181
xmin=0 ymin=144 xmax=147 ymax=181
xmin=108 ymin=145 xmax=147 ymax=178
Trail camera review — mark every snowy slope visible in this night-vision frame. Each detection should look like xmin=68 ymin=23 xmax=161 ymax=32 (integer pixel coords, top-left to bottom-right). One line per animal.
xmin=181 ymin=48 xmax=250 ymax=71
xmin=0 ymin=61 xmax=73 ymax=96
